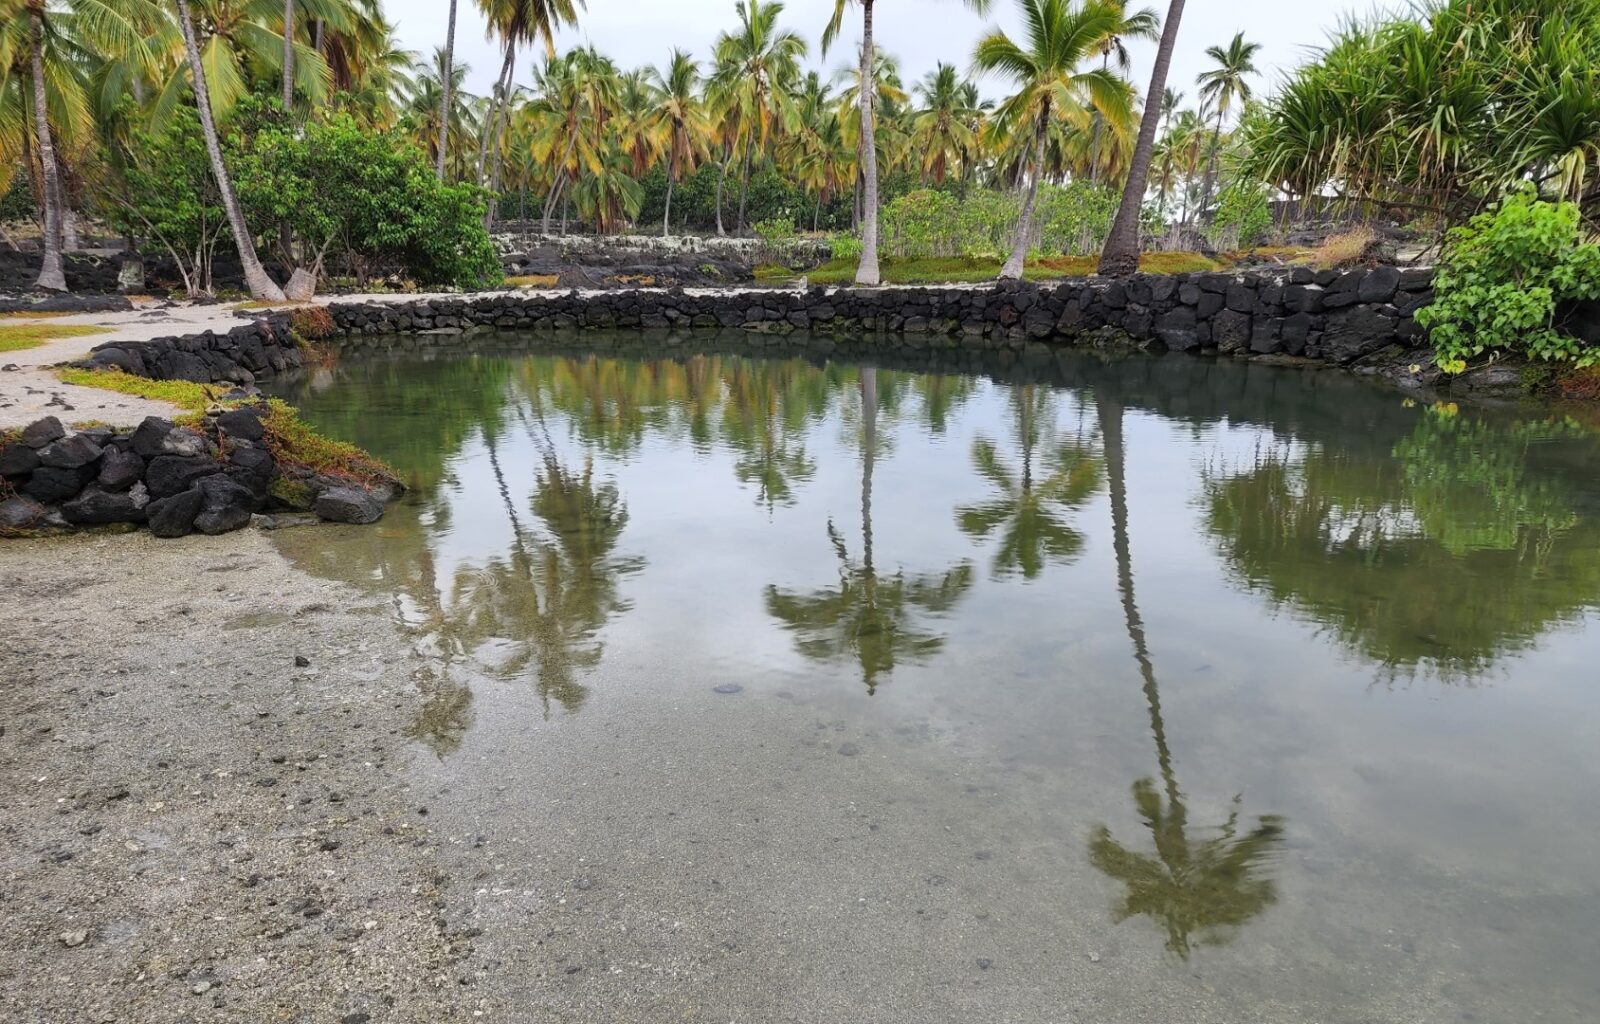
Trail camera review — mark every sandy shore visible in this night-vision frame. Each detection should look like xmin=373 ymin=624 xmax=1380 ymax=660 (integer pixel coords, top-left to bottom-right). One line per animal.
xmin=0 ymin=530 xmax=484 ymax=1022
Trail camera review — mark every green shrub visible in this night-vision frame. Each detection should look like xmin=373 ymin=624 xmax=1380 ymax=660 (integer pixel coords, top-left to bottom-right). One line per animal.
xmin=829 ymin=236 xmax=864 ymax=262
xmin=1208 ymin=181 xmax=1273 ymax=250
xmin=1418 ymin=186 xmax=1600 ymax=372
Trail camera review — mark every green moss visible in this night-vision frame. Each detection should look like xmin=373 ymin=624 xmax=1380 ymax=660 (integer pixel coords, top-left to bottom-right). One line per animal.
xmin=261 ymin=398 xmax=395 ymax=485
xmin=267 ymin=475 xmax=316 ymax=510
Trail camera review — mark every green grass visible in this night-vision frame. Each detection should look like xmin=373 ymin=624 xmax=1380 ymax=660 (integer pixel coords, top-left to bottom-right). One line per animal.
xmin=0 ymin=323 xmax=113 ymax=353
xmin=56 ymin=367 xmax=229 ymax=414
xmin=775 ymin=252 xmax=1230 ymax=286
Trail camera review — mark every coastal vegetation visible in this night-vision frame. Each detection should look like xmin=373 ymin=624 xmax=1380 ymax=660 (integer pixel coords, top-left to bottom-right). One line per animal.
xmin=0 ymin=0 xmax=1598 ymax=369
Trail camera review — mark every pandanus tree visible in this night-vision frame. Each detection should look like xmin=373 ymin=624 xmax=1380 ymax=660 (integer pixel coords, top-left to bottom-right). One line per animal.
xmin=645 ymin=49 xmax=712 ymax=236
xmin=974 ymin=0 xmax=1132 ymax=280
xmin=1088 ymin=388 xmax=1286 ymax=959
xmin=823 ymin=0 xmax=991 ymax=286
xmin=1193 ymin=31 xmax=1259 ymax=216
xmin=1100 ymin=0 xmax=1182 ymax=276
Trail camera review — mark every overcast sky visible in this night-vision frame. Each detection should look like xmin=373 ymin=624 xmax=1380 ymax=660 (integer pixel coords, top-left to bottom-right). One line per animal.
xmin=386 ymin=0 xmax=1395 ymax=106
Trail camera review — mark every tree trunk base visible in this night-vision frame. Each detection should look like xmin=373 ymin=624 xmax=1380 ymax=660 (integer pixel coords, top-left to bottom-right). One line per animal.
xmin=283 ymin=267 xmax=317 ymax=302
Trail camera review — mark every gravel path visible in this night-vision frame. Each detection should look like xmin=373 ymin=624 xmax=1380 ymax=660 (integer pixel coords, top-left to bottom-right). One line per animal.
xmin=0 ymin=530 xmax=485 ymax=1022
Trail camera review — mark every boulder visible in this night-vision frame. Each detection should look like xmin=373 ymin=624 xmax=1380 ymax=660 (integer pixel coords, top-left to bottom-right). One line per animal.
xmin=130 ymin=417 xmax=176 ymax=458
xmin=145 ymin=454 xmax=223 ymax=499
xmin=37 ymin=434 xmax=103 ymax=470
xmin=0 ymin=442 xmax=41 ymax=477
xmin=62 ymin=484 xmax=149 ymax=525
xmin=21 ymin=466 xmax=87 ymax=504
xmin=146 ymin=488 xmax=205 ymax=539
xmin=217 ymin=407 xmax=267 ymax=442
xmin=193 ymin=475 xmax=257 ymax=535
xmin=314 ymin=486 xmax=386 ymax=525
xmin=96 ymin=449 xmax=145 ymax=492
xmin=20 ymin=417 xmax=65 ymax=449
xmin=1357 ymin=265 xmax=1402 ymax=304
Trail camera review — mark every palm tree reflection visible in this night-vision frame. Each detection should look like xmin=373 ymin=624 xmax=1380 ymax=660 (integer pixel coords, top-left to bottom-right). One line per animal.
xmin=957 ymin=386 xmax=1101 ymax=580
xmin=1088 ymin=391 xmax=1286 ymax=959
xmin=766 ymin=366 xmax=974 ymax=693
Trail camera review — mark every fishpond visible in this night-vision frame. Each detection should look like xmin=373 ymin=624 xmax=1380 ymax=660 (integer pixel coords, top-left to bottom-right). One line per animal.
xmin=269 ymin=334 xmax=1600 ymax=1023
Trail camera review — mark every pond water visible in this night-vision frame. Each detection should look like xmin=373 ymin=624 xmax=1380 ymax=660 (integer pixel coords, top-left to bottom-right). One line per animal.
xmin=270 ymin=335 xmax=1600 ymax=1023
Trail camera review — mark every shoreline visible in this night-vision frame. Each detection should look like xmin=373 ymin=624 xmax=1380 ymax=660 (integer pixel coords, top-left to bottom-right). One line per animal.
xmin=0 ymin=531 xmax=484 ymax=1021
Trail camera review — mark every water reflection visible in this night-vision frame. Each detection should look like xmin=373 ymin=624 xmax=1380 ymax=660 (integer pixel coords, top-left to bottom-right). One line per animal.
xmin=271 ymin=336 xmax=1600 ymax=712
xmin=957 ymin=385 xmax=1100 ymax=580
xmin=1202 ymin=403 xmax=1600 ymax=679
xmin=1090 ymin=391 xmax=1285 ymax=958
xmin=765 ymin=367 xmax=975 ymax=694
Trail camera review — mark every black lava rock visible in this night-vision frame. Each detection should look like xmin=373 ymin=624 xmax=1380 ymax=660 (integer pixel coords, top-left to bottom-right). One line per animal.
xmin=145 ymin=454 xmax=222 ymax=499
xmin=20 ymin=417 xmax=65 ymax=449
xmin=130 ymin=417 xmax=177 ymax=458
xmin=96 ymin=449 xmax=145 ymax=492
xmin=193 ymin=475 xmax=257 ymax=535
xmin=21 ymin=466 xmax=87 ymax=504
xmin=37 ymin=434 xmax=103 ymax=470
xmin=216 ymin=407 xmax=267 ymax=442
xmin=62 ymin=484 xmax=149 ymax=525
xmin=313 ymin=486 xmax=385 ymax=525
xmin=0 ymin=441 xmax=41 ymax=477
xmin=0 ymin=495 xmax=47 ymax=532
xmin=146 ymin=488 xmax=205 ymax=538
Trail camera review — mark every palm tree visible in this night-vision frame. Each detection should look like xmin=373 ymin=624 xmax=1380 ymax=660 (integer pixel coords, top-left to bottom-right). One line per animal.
xmin=436 ymin=0 xmax=458 ymax=180
xmin=473 ymin=0 xmax=581 ymax=211
xmin=909 ymin=63 xmax=985 ymax=185
xmin=646 ymin=49 xmax=712 ymax=237
xmin=974 ymin=0 xmax=1130 ymax=280
xmin=712 ymin=0 xmax=806 ymax=235
xmin=1087 ymin=388 xmax=1285 ymax=959
xmin=1194 ymin=32 xmax=1259 ymax=217
xmin=823 ymin=0 xmax=991 ymax=286
xmin=1087 ymin=1 xmax=1158 ymax=182
xmin=173 ymin=0 xmax=285 ymax=300
xmin=22 ymin=0 xmax=64 ymax=290
xmin=1100 ymin=0 xmax=1180 ymax=276
xmin=834 ymin=46 xmax=908 ymax=231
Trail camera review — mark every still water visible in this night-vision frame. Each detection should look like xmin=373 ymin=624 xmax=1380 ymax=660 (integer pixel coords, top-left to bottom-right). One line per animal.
xmin=271 ymin=335 xmax=1600 ymax=1022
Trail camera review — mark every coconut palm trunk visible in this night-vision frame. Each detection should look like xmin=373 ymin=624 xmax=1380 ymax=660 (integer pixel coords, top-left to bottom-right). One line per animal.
xmin=174 ymin=0 xmax=286 ymax=301
xmin=736 ymin=142 xmax=753 ymax=233
xmin=854 ymin=0 xmax=882 ymax=285
xmin=282 ymin=0 xmax=295 ymax=111
xmin=437 ymin=0 xmax=459 ymax=181
xmin=26 ymin=4 xmax=66 ymax=292
xmin=1196 ymin=109 xmax=1224 ymax=225
xmin=663 ymin=175 xmax=675 ymax=237
xmin=1100 ymin=0 xmax=1185 ymax=277
xmin=1001 ymin=107 xmax=1050 ymax=281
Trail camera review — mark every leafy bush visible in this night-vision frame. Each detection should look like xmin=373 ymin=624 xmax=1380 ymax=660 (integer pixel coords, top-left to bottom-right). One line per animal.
xmin=880 ymin=184 xmax=1118 ymax=262
xmin=234 ymin=112 xmax=501 ymax=291
xmin=1207 ymin=181 xmax=1273 ymax=250
xmin=829 ymin=235 xmax=864 ymax=262
xmin=1417 ymin=187 xmax=1600 ymax=372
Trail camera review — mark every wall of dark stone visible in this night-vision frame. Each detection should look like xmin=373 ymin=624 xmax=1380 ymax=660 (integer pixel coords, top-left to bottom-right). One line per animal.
xmin=80 ymin=314 xmax=304 ymax=385
xmin=0 ymin=409 xmax=397 ymax=540
xmin=75 ymin=268 xmax=1446 ymax=390
xmin=322 ymin=267 xmax=1435 ymax=366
